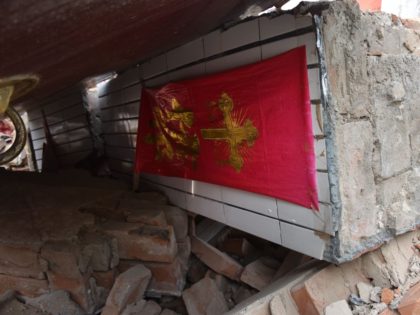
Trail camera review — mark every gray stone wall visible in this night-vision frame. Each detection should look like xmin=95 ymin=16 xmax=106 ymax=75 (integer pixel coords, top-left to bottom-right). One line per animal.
xmin=321 ymin=0 xmax=420 ymax=261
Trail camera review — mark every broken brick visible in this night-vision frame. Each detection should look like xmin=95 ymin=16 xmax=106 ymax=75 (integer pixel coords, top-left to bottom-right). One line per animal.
xmin=191 ymin=236 xmax=243 ymax=281
xmin=46 ymin=272 xmax=96 ymax=313
xmin=93 ymin=269 xmax=118 ymax=291
xmin=125 ymin=208 xmax=167 ymax=227
xmin=41 ymin=240 xmax=87 ymax=278
xmin=182 ymin=277 xmax=229 ymax=315
xmin=0 ymin=274 xmax=48 ymax=297
xmin=100 ymin=221 xmax=177 ymax=263
xmin=240 ymin=258 xmax=277 ymax=291
xmin=398 ymin=281 xmax=420 ymax=315
xmin=102 ymin=264 xmax=152 ymax=315
xmin=0 ymin=244 xmax=47 ymax=280
xmin=291 ymin=264 xmax=354 ymax=315
xmin=381 ymin=288 xmax=394 ymax=305
xmin=119 ymin=257 xmax=186 ymax=297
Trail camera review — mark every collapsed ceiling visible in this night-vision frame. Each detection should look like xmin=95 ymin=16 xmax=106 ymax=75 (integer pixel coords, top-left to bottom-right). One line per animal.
xmin=0 ymin=0 xmax=281 ymax=107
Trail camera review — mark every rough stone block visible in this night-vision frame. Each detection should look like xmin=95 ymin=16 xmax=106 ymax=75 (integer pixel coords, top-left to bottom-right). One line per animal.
xmin=182 ymin=277 xmax=229 ymax=315
xmin=380 ymin=238 xmax=411 ymax=286
xmin=0 ymin=244 xmax=47 ymax=279
xmin=23 ymin=290 xmax=84 ymax=315
xmin=361 ymin=251 xmax=392 ymax=288
xmin=191 ymin=236 xmax=243 ymax=281
xmin=102 ymin=264 xmax=152 ymax=315
xmin=337 ymin=121 xmax=377 ymax=251
xmin=101 ymin=221 xmax=177 ymax=263
xmin=240 ymin=258 xmax=277 ymax=291
xmin=0 ymin=274 xmax=48 ymax=297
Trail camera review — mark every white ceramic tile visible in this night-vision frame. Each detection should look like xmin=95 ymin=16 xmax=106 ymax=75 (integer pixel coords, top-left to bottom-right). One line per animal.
xmin=277 ymin=199 xmax=334 ymax=235
xmin=224 ymin=205 xmax=282 ymax=244
xmin=166 ymin=38 xmax=204 ymax=70
xmin=162 ymin=186 xmax=187 ymax=209
xmin=141 ymin=54 xmax=167 ymax=79
xmin=144 ymin=74 xmax=170 ymax=88
xmin=205 ymin=47 xmax=261 ymax=74
xmin=104 ymin=133 xmax=137 ymax=148
xmin=167 ymin=63 xmax=206 ymax=82
xmin=34 ymin=149 xmax=43 ymax=160
xmin=190 ymin=180 xmax=222 ymax=200
xmin=203 ymin=30 xmax=223 ymax=57
xmin=221 ymin=19 xmax=259 ymax=51
xmin=295 ymin=15 xmax=313 ymax=30
xmin=43 ymin=92 xmax=82 ymax=115
xmin=317 ymin=172 xmax=331 ymax=203
xmin=31 ymin=129 xmax=46 ymax=140
xmin=186 ymin=195 xmax=225 ymax=223
xmin=297 ymin=33 xmax=318 ymax=65
xmin=29 ymin=118 xmax=43 ymax=131
xmin=100 ymin=91 xmax=122 ymax=109
xmin=121 ymin=83 xmax=142 ymax=104
xmin=101 ymin=102 xmax=139 ymax=121
xmin=159 ymin=176 xmax=189 ymax=191
xmin=105 ymin=67 xmax=140 ymax=94
xmin=32 ymin=139 xmax=45 ymax=150
xmin=221 ymin=187 xmax=277 ymax=218
xmin=259 ymin=14 xmax=296 ymax=40
xmin=311 ymin=102 xmax=323 ymax=136
xmin=107 ymin=147 xmax=135 ymax=162
xmin=308 ymin=68 xmax=321 ymax=100
xmin=315 ymin=137 xmax=328 ymax=171
xmin=280 ymin=222 xmax=327 ymax=259
xmin=261 ymin=36 xmax=298 ymax=60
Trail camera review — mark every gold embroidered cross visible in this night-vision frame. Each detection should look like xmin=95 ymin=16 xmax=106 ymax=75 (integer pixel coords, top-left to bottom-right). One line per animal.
xmin=201 ymin=93 xmax=258 ymax=171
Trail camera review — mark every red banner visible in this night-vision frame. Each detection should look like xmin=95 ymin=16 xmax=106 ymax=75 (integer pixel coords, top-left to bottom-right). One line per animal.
xmin=135 ymin=47 xmax=319 ymax=210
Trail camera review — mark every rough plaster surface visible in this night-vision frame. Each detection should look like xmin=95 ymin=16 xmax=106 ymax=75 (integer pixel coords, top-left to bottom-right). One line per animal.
xmin=321 ymin=0 xmax=420 ymax=262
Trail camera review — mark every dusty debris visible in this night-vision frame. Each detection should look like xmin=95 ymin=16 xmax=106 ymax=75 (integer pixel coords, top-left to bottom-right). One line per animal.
xmin=182 ymin=277 xmax=229 ymax=315
xmin=102 ymin=264 xmax=152 ymax=315
xmin=23 ymin=290 xmax=84 ymax=315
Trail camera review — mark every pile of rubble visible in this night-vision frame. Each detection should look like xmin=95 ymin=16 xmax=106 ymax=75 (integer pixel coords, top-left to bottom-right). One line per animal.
xmin=0 ymin=170 xmax=419 ymax=315
xmin=0 ymin=170 xmax=310 ymax=314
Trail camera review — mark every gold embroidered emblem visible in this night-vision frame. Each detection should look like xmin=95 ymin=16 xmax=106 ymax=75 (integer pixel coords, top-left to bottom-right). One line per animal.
xmin=147 ymin=96 xmax=199 ymax=162
xmin=201 ymin=93 xmax=258 ymax=171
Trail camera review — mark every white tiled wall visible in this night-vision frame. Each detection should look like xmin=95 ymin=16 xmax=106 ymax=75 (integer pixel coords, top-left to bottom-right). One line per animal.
xmin=99 ymin=14 xmax=332 ymax=259
xmin=25 ymin=87 xmax=92 ymax=170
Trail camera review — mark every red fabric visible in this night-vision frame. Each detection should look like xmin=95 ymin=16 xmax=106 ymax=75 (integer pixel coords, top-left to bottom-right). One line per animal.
xmin=135 ymin=46 xmax=319 ymax=210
